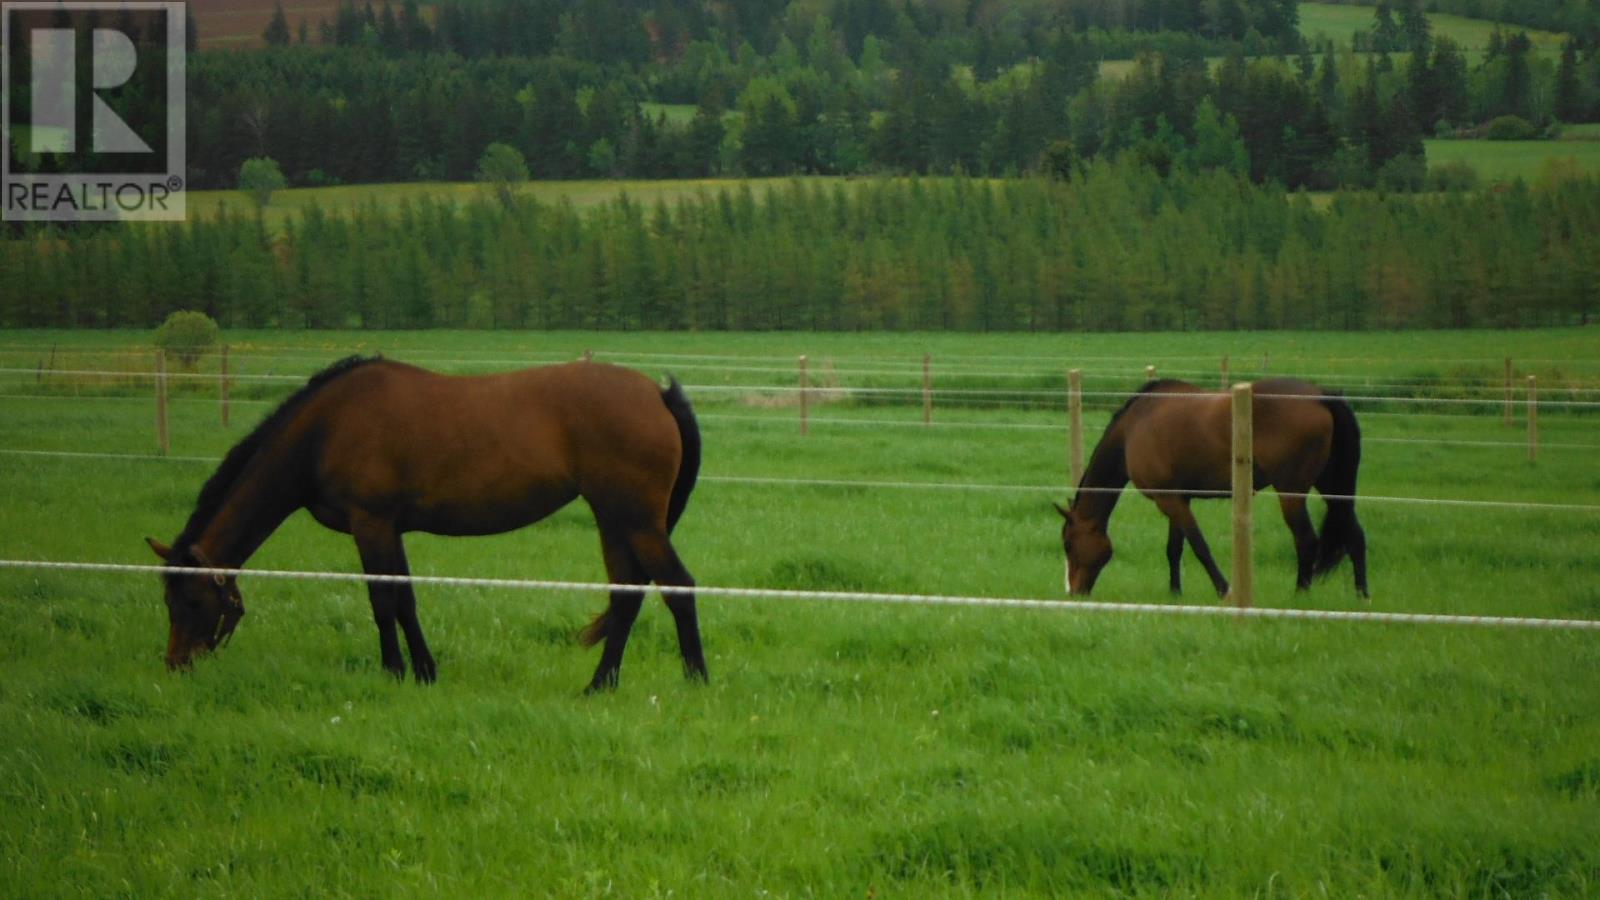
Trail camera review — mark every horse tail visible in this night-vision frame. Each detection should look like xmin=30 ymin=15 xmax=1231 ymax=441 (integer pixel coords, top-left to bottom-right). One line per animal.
xmin=577 ymin=613 xmax=608 ymax=648
xmin=661 ymin=376 xmax=700 ymax=534
xmin=1313 ymin=394 xmax=1362 ymax=578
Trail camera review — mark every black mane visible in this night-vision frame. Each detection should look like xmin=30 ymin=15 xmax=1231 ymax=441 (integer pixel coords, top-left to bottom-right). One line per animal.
xmin=167 ymin=355 xmax=380 ymax=573
xmin=1104 ymin=379 xmax=1192 ymax=429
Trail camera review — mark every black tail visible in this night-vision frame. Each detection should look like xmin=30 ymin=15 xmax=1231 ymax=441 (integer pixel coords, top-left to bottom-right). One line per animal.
xmin=661 ymin=376 xmax=700 ymax=534
xmin=1313 ymin=395 xmax=1362 ymax=577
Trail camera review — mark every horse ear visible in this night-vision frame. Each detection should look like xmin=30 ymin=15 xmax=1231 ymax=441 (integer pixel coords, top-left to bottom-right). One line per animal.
xmin=145 ymin=537 xmax=171 ymax=560
xmin=1052 ymin=501 xmax=1072 ymax=522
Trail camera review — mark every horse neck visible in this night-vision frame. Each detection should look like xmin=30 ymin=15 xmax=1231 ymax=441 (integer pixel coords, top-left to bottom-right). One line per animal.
xmin=1074 ymin=418 xmax=1130 ymax=527
xmin=192 ymin=439 xmax=310 ymax=571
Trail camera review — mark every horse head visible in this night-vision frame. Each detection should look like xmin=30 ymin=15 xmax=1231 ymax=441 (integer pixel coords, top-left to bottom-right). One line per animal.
xmin=1053 ymin=501 xmax=1112 ymax=596
xmin=145 ymin=538 xmax=245 ymax=670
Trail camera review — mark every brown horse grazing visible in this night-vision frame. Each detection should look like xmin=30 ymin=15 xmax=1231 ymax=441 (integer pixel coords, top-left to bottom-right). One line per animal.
xmin=1054 ymin=379 xmax=1368 ymax=599
xmin=144 ymin=356 xmax=705 ymax=692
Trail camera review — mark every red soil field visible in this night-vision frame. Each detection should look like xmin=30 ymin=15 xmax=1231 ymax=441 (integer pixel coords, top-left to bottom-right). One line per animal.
xmin=188 ymin=0 xmax=345 ymax=49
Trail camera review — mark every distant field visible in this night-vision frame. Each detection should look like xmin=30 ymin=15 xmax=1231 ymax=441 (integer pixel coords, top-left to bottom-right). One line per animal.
xmin=1426 ymin=138 xmax=1600 ymax=183
xmin=191 ymin=0 xmax=343 ymax=48
xmin=1298 ymin=2 xmax=1567 ymax=51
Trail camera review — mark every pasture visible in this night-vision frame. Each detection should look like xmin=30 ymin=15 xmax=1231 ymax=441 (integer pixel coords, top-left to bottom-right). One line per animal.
xmin=2 ymin=329 xmax=1598 ymax=895
xmin=1297 ymin=2 xmax=1569 ymax=52
xmin=1425 ymin=136 xmax=1600 ymax=184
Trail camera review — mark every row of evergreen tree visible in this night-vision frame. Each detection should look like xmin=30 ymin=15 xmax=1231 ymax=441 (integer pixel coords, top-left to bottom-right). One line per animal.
xmin=6 ymin=169 xmax=1597 ymax=332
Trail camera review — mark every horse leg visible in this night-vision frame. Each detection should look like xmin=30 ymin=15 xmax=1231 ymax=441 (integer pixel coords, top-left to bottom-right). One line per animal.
xmin=628 ymin=530 xmax=707 ymax=683
xmin=350 ymin=512 xmax=436 ymax=683
xmin=1166 ymin=521 xmax=1184 ymax=595
xmin=1278 ymin=494 xmax=1318 ymax=592
xmin=584 ymin=529 xmax=648 ymax=694
xmin=1153 ymin=496 xmax=1229 ymax=598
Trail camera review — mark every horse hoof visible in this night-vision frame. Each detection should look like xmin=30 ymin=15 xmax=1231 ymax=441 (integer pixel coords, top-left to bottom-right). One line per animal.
xmin=583 ymin=671 xmax=619 ymax=695
xmin=413 ymin=659 xmax=438 ymax=684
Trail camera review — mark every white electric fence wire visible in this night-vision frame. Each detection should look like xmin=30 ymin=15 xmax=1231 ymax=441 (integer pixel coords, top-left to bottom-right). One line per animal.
xmin=3 ymin=448 xmax=1598 ymax=512
xmin=12 ymin=368 xmax=1600 ymax=409
xmin=1 ymin=559 xmax=1595 ymax=633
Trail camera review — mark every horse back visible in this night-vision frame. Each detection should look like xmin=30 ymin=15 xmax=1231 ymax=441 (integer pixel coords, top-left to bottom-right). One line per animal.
xmin=1124 ymin=379 xmax=1334 ymax=494
xmin=302 ymin=361 xmax=683 ymax=535
xmin=1250 ymin=379 xmax=1335 ymax=487
xmin=1122 ymin=382 xmax=1232 ymax=492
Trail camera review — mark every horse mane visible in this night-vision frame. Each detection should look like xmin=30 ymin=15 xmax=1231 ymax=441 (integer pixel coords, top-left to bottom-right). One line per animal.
xmin=1104 ymin=379 xmax=1191 ymax=430
xmin=1070 ymin=379 xmax=1195 ymax=505
xmin=167 ymin=355 xmax=381 ymax=570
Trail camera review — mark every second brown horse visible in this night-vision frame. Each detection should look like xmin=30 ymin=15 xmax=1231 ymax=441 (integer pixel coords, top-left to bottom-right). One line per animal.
xmin=146 ymin=357 xmax=704 ymax=691
xmin=1055 ymin=378 xmax=1368 ymax=599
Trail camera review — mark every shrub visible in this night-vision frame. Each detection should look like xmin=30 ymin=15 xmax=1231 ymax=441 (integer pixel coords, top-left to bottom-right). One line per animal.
xmin=1426 ymin=161 xmax=1480 ymax=192
xmin=238 ymin=157 xmax=286 ymax=211
xmin=1484 ymin=116 xmax=1539 ymax=141
xmin=1377 ymin=153 xmax=1427 ymax=193
xmin=475 ymin=142 xmax=529 ymax=208
xmin=153 ymin=311 xmax=219 ymax=370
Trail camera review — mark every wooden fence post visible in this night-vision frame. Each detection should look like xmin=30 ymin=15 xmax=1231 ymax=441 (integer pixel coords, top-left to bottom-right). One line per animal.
xmin=1503 ymin=357 xmax=1513 ymax=427
xmin=1527 ymin=375 xmax=1538 ymax=463
xmin=1230 ymin=382 xmax=1254 ymax=609
xmin=155 ymin=350 xmax=170 ymax=457
xmin=220 ymin=344 xmax=231 ymax=428
xmin=799 ymin=354 xmax=809 ymax=436
xmin=1068 ymin=369 xmax=1084 ymax=488
xmin=922 ymin=353 xmax=932 ymax=425
xmin=1220 ymin=355 xmax=1230 ymax=390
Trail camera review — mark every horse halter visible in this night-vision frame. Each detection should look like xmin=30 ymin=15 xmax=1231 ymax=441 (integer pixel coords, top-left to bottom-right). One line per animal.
xmin=209 ymin=582 xmax=245 ymax=650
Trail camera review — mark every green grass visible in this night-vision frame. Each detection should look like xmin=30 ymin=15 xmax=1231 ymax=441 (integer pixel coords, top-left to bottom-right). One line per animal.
xmin=1298 ymin=2 xmax=1569 ymax=51
xmin=640 ymin=102 xmax=700 ymax=127
xmin=1426 ymin=137 xmax=1600 ymax=183
xmin=3 ymin=329 xmax=1599 ymax=896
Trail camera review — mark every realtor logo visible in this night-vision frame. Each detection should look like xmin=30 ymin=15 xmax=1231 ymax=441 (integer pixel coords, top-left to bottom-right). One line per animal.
xmin=3 ymin=2 xmax=186 ymax=221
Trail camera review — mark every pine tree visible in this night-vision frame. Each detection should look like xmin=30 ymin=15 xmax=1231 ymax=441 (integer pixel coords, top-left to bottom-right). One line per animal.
xmin=262 ymin=1 xmax=292 ymax=45
xmin=1555 ymin=40 xmax=1584 ymax=123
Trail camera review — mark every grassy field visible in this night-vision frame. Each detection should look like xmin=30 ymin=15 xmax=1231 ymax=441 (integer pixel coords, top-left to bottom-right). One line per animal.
xmin=1426 ymin=137 xmax=1600 ymax=183
xmin=2 ymin=329 xmax=1599 ymax=896
xmin=1298 ymin=2 xmax=1568 ymax=51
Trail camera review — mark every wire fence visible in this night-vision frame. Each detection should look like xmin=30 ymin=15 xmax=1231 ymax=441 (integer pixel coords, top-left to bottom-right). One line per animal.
xmin=16 ymin=347 xmax=1597 ymax=394
xmin=2 ymin=558 xmax=1595 ymax=633
xmin=4 ymin=447 xmax=1598 ymax=513
xmin=9 ymin=365 xmax=1600 ymax=411
xmin=4 ymin=348 xmax=1598 ymax=635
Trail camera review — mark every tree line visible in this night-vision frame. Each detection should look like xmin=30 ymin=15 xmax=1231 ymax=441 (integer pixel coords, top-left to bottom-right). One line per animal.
xmin=5 ymin=169 xmax=1597 ymax=332
xmin=161 ymin=28 xmax=1600 ymax=192
xmin=9 ymin=2 xmax=1599 ymax=190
